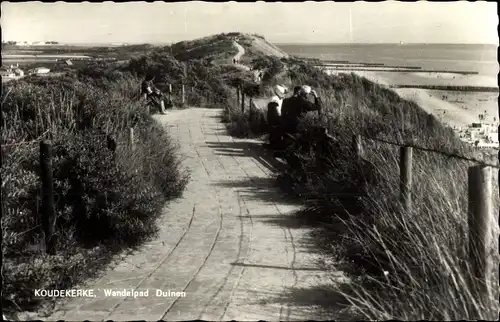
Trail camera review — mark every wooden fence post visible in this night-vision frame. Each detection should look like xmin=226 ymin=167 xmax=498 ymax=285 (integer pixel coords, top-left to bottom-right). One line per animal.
xmin=315 ymin=127 xmax=328 ymax=169
xmin=352 ymin=134 xmax=363 ymax=160
xmin=468 ymin=165 xmax=496 ymax=303
xmin=327 ymin=118 xmax=334 ymax=135
xmin=241 ymin=88 xmax=245 ymax=113
xmin=399 ymin=146 xmax=412 ymax=212
xmin=236 ymin=87 xmax=240 ymax=105
xmin=181 ymin=84 xmax=185 ymax=105
xmin=168 ymin=84 xmax=172 ymax=103
xmin=129 ymin=127 xmax=135 ymax=151
xmin=40 ymin=140 xmax=56 ymax=254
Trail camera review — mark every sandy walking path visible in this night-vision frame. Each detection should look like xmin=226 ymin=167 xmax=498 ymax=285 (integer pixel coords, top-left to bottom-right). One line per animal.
xmin=21 ymin=108 xmax=348 ymax=321
xmin=232 ymin=40 xmax=264 ymax=83
xmin=232 ymin=41 xmax=250 ymax=71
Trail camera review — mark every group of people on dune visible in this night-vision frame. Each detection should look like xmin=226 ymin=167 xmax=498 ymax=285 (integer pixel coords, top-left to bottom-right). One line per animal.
xmin=139 ymin=74 xmax=323 ymax=141
xmin=266 ymin=84 xmax=323 ymax=150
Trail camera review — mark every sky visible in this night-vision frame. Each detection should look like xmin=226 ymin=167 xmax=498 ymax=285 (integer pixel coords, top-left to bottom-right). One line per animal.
xmin=1 ymin=1 xmax=498 ymax=45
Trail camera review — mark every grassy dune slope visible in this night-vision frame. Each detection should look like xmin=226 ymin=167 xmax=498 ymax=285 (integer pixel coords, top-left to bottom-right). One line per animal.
xmin=224 ymin=37 xmax=499 ymax=320
xmin=247 ymin=34 xmax=290 ymax=58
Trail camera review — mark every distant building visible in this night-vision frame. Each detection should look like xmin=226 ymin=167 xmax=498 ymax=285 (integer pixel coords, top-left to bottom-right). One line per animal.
xmin=455 ymin=121 xmax=499 ymax=150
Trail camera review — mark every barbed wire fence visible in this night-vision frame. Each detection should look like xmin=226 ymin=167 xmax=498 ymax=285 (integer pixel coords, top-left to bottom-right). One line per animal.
xmin=232 ymin=60 xmax=499 ymax=313
xmin=357 ymin=133 xmax=499 ymax=168
xmin=295 ymin=124 xmax=498 ymax=306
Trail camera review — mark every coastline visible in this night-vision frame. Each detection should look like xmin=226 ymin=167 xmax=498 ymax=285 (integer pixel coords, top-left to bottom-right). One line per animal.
xmin=325 ymin=69 xmax=498 ymax=129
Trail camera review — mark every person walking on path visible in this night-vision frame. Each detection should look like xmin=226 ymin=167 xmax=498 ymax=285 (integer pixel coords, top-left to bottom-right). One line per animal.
xmin=281 ymin=85 xmax=322 ymax=137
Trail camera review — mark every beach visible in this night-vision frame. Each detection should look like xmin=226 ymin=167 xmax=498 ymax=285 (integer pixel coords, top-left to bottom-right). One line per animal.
xmin=326 ymin=69 xmax=498 ymax=129
xmin=280 ymin=43 xmax=498 ymax=130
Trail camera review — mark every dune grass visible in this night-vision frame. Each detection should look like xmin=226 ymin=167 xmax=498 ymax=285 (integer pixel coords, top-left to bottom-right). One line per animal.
xmin=1 ymin=72 xmax=189 ymax=313
xmin=225 ymin=57 xmax=499 ymax=320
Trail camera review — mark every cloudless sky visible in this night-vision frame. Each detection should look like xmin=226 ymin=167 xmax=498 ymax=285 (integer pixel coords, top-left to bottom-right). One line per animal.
xmin=1 ymin=1 xmax=498 ymax=45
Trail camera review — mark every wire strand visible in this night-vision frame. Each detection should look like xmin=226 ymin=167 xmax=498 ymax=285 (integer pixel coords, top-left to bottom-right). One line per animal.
xmin=356 ymin=133 xmax=499 ymax=169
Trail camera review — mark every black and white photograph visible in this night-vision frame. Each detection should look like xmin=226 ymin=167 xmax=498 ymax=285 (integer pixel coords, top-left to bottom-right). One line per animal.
xmin=1 ymin=1 xmax=499 ymax=321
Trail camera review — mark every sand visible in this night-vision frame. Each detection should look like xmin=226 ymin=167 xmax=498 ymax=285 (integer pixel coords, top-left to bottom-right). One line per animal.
xmin=411 ymin=72 xmax=498 ymax=87
xmin=394 ymin=88 xmax=480 ymax=128
xmin=326 ymin=69 xmax=498 ymax=129
xmin=326 ymin=69 xmax=498 ymax=88
xmin=412 ymin=72 xmax=458 ymax=80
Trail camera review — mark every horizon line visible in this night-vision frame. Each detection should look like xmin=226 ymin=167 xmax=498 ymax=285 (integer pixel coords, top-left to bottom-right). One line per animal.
xmin=275 ymin=42 xmax=499 ymax=46
xmin=56 ymin=41 xmax=500 ymax=46
xmin=4 ymin=38 xmax=498 ymax=46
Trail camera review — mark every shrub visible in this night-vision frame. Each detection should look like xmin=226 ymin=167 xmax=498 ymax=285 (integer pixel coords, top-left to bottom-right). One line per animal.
xmin=1 ymin=71 xmax=188 ymax=311
xmin=121 ymin=53 xmax=236 ymax=107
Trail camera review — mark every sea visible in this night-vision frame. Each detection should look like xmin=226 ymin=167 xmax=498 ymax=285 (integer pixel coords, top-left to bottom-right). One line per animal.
xmin=277 ymin=43 xmax=499 ymax=134
xmin=276 ymin=43 xmax=498 ymax=79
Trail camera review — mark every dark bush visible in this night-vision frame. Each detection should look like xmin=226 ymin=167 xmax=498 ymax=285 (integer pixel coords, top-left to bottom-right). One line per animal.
xmin=2 ymin=71 xmax=188 ymax=311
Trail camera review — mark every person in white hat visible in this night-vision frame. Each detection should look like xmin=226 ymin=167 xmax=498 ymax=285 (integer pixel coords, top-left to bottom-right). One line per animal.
xmin=267 ymin=85 xmax=288 ymax=149
xmin=272 ymin=85 xmax=287 ymax=114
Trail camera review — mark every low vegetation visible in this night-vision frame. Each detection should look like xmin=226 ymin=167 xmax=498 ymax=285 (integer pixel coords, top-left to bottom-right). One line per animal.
xmin=6 ymin=31 xmax=495 ymax=320
xmin=1 ymin=70 xmax=190 ymax=312
xmin=1 ymin=32 xmax=274 ymax=314
xmin=225 ymin=56 xmax=499 ymax=319
xmin=0 ymin=35 xmax=226 ymax=313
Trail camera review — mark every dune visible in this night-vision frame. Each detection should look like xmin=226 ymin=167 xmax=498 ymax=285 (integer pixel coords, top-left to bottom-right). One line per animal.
xmin=249 ymin=35 xmax=289 ymax=58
